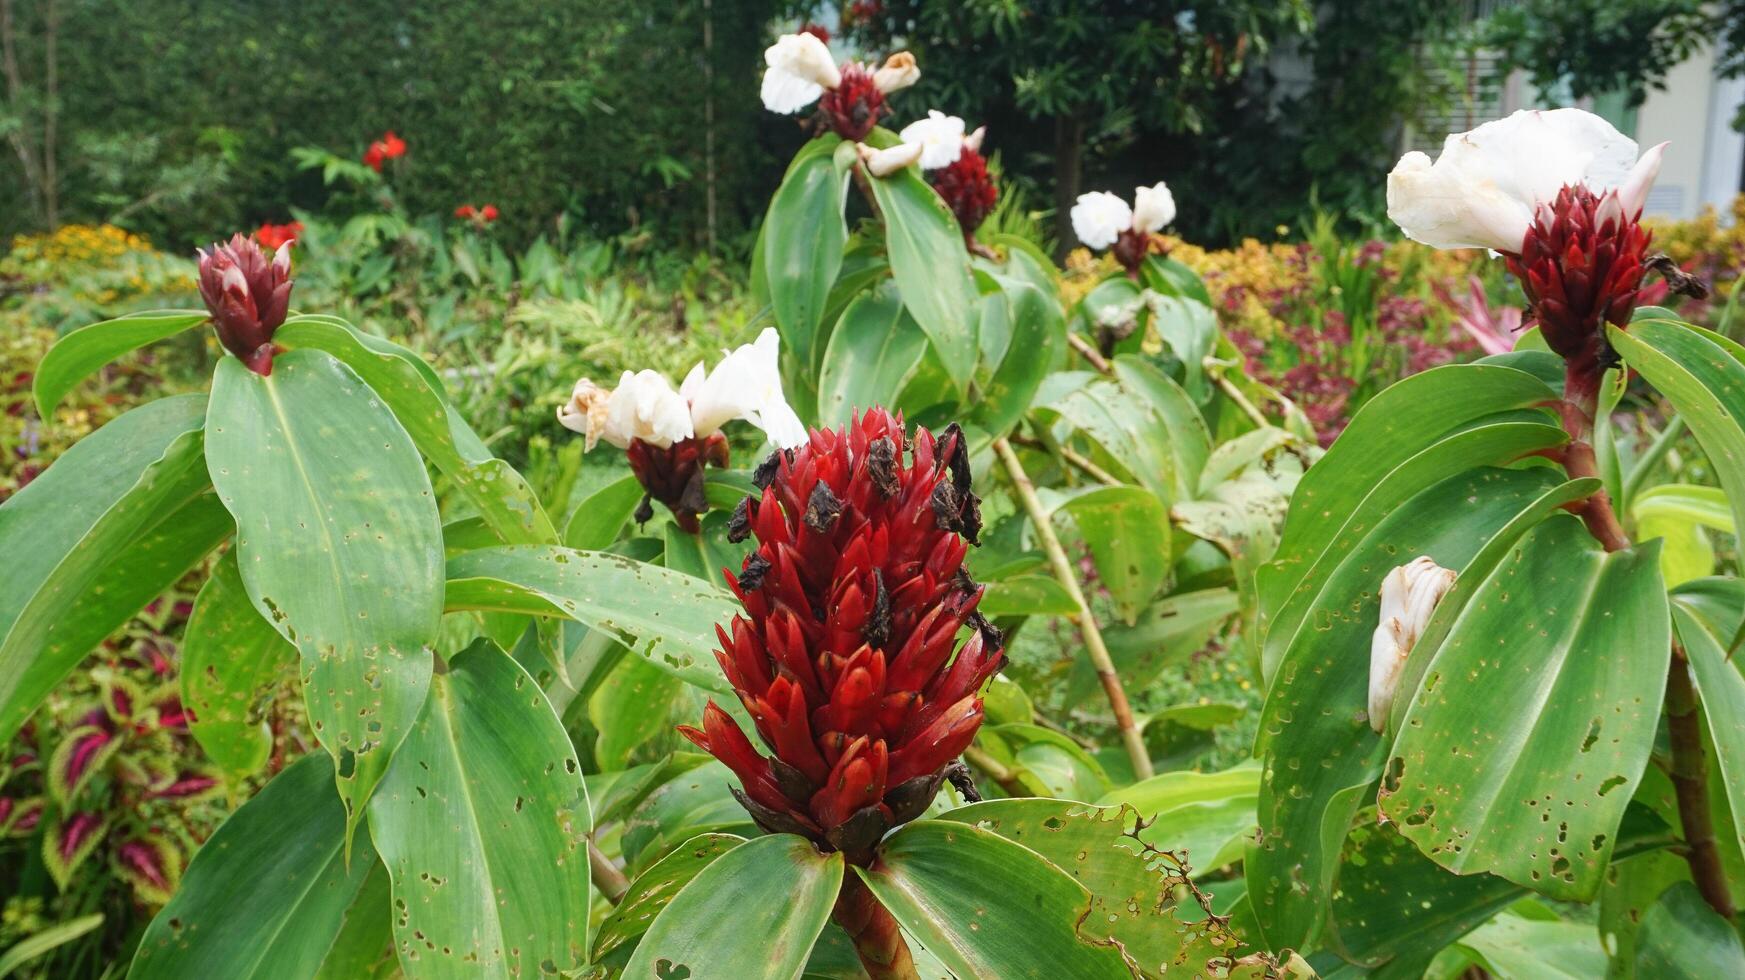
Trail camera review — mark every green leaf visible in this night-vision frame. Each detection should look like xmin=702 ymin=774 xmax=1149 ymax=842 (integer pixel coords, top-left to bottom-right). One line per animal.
xmin=866 ymin=158 xmax=980 ymax=393
xmin=972 ymin=273 xmax=1066 ymax=439
xmin=32 ymin=309 xmax=208 ymax=417
xmin=1043 ymin=373 xmax=1180 ymax=507
xmin=1146 ymin=295 xmax=1218 ymax=401
xmin=1670 ymin=600 xmax=1745 ymax=870
xmin=0 ymin=913 xmax=104 ymax=979
xmin=1072 ymin=588 xmax=1239 ymax=706
xmin=1457 ymin=912 xmax=1607 ymax=980
xmin=206 ymin=349 xmax=442 ymax=832
xmin=977 ymin=575 xmax=1079 ymax=617
xmin=939 ymin=799 xmax=1242 ymax=976
xmin=1633 ymin=881 xmax=1745 ymax=978
xmin=1095 ymin=761 xmax=1260 ymax=874
xmin=1382 ymin=516 xmax=1669 ymax=900
xmin=563 ymin=473 xmax=645 ymax=550
xmin=276 ymin=315 xmax=557 ymax=546
xmin=130 ymin=753 xmax=382 ymax=979
xmin=443 ymin=545 xmax=738 ymax=692
xmin=1609 ymin=318 xmax=1745 ymax=555
xmin=816 ymin=280 xmax=929 ymax=427
xmin=1113 ymin=356 xmax=1212 ymax=499
xmin=856 ymin=820 xmax=1131 ymax=978
xmin=626 ymin=834 xmax=843 ymax=979
xmin=1057 ymin=485 xmax=1170 ymax=625
xmin=619 ymin=761 xmax=757 ymax=874
xmin=763 ymin=136 xmax=854 ymax=375
xmin=591 ymin=653 xmax=687 ymax=768
xmin=1632 ymin=483 xmax=1732 ymax=586
xmin=0 ymin=393 xmax=216 ymax=743
xmin=592 ymin=833 xmax=744 ymax=963
xmin=366 ymin=641 xmax=591 ymax=978
xmin=1140 ymin=256 xmax=1213 ymax=307
xmin=181 ymin=551 xmax=299 ymax=782
xmin=1248 ymin=468 xmax=1588 ymax=951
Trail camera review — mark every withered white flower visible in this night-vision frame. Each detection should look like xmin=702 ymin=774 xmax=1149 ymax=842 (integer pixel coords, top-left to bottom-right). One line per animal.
xmin=1387 ymin=108 xmax=1666 ymax=254
xmin=1368 ymin=556 xmax=1457 ymax=732
xmin=872 ymin=52 xmax=919 ymax=94
xmin=761 ymin=32 xmax=841 ymax=114
xmin=898 ymin=110 xmax=966 ymax=170
xmin=555 ymin=378 xmax=613 ymax=451
xmin=602 ymin=370 xmax=694 ymax=450
xmin=857 ymin=140 xmax=923 ymax=177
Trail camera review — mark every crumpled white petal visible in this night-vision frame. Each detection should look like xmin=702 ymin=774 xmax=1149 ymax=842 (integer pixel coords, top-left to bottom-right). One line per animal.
xmin=762 ymin=33 xmax=840 ymax=113
xmin=873 ymin=52 xmax=919 ymax=94
xmin=1131 ymin=181 xmax=1176 ymax=233
xmin=1367 ymin=556 xmax=1457 ymax=732
xmin=899 ymin=110 xmax=966 ymax=170
xmin=858 ymin=140 xmax=923 ymax=177
xmin=682 ymin=328 xmax=808 ymax=449
xmin=556 ymin=378 xmax=613 ymax=451
xmin=602 ymin=370 xmax=693 ymax=450
xmin=1386 ymin=108 xmax=1649 ymax=253
xmin=963 ymin=126 xmax=986 ymax=154
xmin=1071 ymin=191 xmax=1133 ymax=250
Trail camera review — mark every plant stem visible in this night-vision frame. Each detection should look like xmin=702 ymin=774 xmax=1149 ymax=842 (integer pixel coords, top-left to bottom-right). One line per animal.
xmin=1666 ymin=644 xmax=1737 ymax=920
xmin=1008 ymin=432 xmax=1121 ymax=486
xmin=962 ymin=744 xmax=1028 ymax=797
xmin=992 ymin=437 xmax=1154 ymax=780
xmin=1065 ymin=331 xmax=1113 ymax=374
xmin=588 ymin=838 xmax=630 ymax=904
xmin=1212 ymin=369 xmax=1273 ymax=430
xmin=1561 ymin=361 xmax=1735 ymax=920
xmin=834 ymin=875 xmax=919 ymax=980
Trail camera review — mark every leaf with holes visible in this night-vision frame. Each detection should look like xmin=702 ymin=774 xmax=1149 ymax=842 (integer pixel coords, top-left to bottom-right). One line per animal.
xmin=0 ymin=393 xmax=218 ymax=744
xmin=443 ymin=545 xmax=738 ymax=693
xmin=1042 ymin=372 xmax=1180 ymax=507
xmin=625 ymin=833 xmax=842 ymax=979
xmin=181 ymin=550 xmax=299 ymax=782
xmin=592 ymin=833 xmax=744 ymax=963
xmin=366 ymin=640 xmax=591 ymax=978
xmin=206 ymin=350 xmax=442 ymax=834
xmin=1057 ymin=485 xmax=1170 ymax=625
xmin=130 ymin=753 xmax=382 ymax=979
xmin=1095 ymin=761 xmax=1260 ymax=875
xmin=1382 ymin=516 xmax=1669 ymax=900
xmin=939 ymin=799 xmax=1242 ymax=976
xmin=33 ymin=309 xmax=208 ymax=417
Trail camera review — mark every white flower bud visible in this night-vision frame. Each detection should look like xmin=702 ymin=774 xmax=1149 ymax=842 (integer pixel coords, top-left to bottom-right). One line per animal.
xmin=858 ymin=140 xmax=923 ymax=177
xmin=762 ymin=33 xmax=841 ymax=114
xmin=873 ymin=52 xmax=920 ymax=94
xmin=1132 ymin=181 xmax=1176 ymax=234
xmin=602 ymin=370 xmax=693 ymax=450
xmin=1368 ymin=556 xmax=1457 ymax=732
xmin=1070 ymin=191 xmax=1132 ymax=250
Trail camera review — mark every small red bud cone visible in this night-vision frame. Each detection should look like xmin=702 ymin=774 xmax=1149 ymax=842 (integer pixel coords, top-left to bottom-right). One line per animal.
xmin=678 ymin=408 xmax=1003 ymax=865
xmin=625 ymin=432 xmax=730 ymax=533
xmin=817 ymin=64 xmax=887 ymax=142
xmin=1504 ymin=183 xmax=1650 ymax=372
xmin=196 ymin=234 xmax=293 ymax=376
xmin=929 ymin=148 xmax=997 ymax=244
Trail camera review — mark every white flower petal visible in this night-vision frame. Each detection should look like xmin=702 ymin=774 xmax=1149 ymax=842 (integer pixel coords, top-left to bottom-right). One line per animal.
xmin=1070 ymin=191 xmax=1132 ymax=250
xmin=898 ymin=110 xmax=966 ymax=170
xmin=1131 ymin=181 xmax=1176 ymax=233
xmin=603 ymin=369 xmax=693 ymax=450
xmin=873 ymin=52 xmax=919 ymax=94
xmin=762 ymin=33 xmax=839 ymax=113
xmin=556 ymin=378 xmax=613 ymax=451
xmin=687 ymin=328 xmax=808 ymax=448
xmin=1618 ymin=141 xmax=1667 ymax=218
xmin=1367 ymin=556 xmax=1456 ymax=731
xmin=1387 ymin=108 xmax=1647 ymax=253
xmin=761 ymin=65 xmax=825 ymax=114
xmin=858 ymin=140 xmax=923 ymax=177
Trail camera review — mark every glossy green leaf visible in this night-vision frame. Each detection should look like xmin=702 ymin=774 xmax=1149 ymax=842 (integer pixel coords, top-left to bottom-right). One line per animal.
xmin=592 ymin=653 xmax=688 ymax=768
xmin=563 ymin=473 xmax=644 ymax=550
xmin=1140 ymin=255 xmax=1212 ymax=307
xmin=626 ymin=834 xmax=842 ymax=980
xmin=619 ymin=761 xmax=757 ymax=875
xmin=33 ymin=309 xmax=208 ymax=417
xmin=1249 ymin=468 xmax=1585 ymax=951
xmin=856 ymin=820 xmax=1131 ymax=979
xmin=866 ymin=158 xmax=979 ymax=393
xmin=977 ymin=574 xmax=1079 ymax=618
xmin=444 ymin=545 xmax=737 ymax=692
xmin=972 ymin=273 xmax=1065 ymax=438
xmin=276 ymin=315 xmax=557 ymax=545
xmin=1146 ymin=295 xmax=1218 ymax=400
xmin=1072 ymin=588 xmax=1238 ymax=706
xmin=181 ymin=550 xmax=298 ymax=781
xmin=1043 ymin=373 xmax=1180 ymax=506
xmin=1610 ymin=318 xmax=1745 ymax=555
xmin=763 ymin=136 xmax=854 ymax=374
xmin=1057 ymin=485 xmax=1169 ymax=625
xmin=1383 ymin=516 xmax=1669 ymax=899
xmin=1113 ymin=356 xmax=1212 ymax=499
xmin=366 ymin=641 xmax=591 ymax=978
xmin=1633 ymin=881 xmax=1745 ymax=978
xmin=130 ymin=753 xmax=382 ymax=979
xmin=1632 ymin=483 xmax=1731 ymax=586
xmin=938 ymin=799 xmax=1241 ymax=976
xmin=1670 ymin=601 xmax=1745 ymax=869
xmin=206 ymin=349 xmax=442 ymax=831
xmin=816 ymin=280 xmax=929 ymax=426
xmin=0 ymin=913 xmax=104 ymax=979
xmin=1457 ymin=912 xmax=1607 ymax=980
xmin=592 ymin=833 xmax=743 ymax=962
xmin=1096 ymin=761 xmax=1260 ymax=874
xmin=0 ymin=393 xmax=216 ymax=743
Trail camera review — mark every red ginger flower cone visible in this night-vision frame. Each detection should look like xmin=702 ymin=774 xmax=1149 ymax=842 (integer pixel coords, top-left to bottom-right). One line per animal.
xmin=196 ymin=233 xmax=293 ymax=376
xmin=1504 ymin=183 xmax=1651 ymax=374
xmin=679 ymin=408 xmax=1002 ymax=865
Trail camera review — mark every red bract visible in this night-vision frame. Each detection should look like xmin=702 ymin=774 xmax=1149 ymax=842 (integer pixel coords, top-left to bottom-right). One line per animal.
xmin=481 ymin=204 xmax=498 ymax=221
xmin=625 ymin=433 xmax=729 ymax=533
xmin=454 ymin=204 xmax=476 ymax=219
xmin=929 ymin=148 xmax=997 ymax=243
xmin=1111 ymin=227 xmax=1156 ymax=275
xmin=679 ymin=409 xmax=1002 ymax=864
xmin=818 ymin=63 xmax=885 ymax=142
xmin=800 ymin=22 xmax=831 ymax=43
xmin=196 ymin=234 xmax=293 ymax=376
xmin=363 ymin=130 xmax=406 ymax=171
xmin=254 ymin=221 xmax=302 ymax=250
xmin=1504 ymin=183 xmax=1650 ymax=371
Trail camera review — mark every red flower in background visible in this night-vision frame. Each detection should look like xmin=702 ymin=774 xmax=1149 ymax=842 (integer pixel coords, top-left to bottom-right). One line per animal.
xmin=254 ymin=221 xmax=302 ymax=250
xmin=481 ymin=203 xmax=498 ymax=221
xmin=454 ymin=204 xmax=476 ymax=219
xmin=363 ymin=130 xmax=407 ymax=171
xmin=679 ymin=408 xmax=1002 ymax=866
xmin=800 ymin=22 xmax=831 ymax=43
xmin=454 ymin=203 xmax=499 ymax=223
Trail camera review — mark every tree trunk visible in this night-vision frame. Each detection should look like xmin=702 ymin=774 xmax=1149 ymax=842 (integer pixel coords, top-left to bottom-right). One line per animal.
xmin=1051 ymin=112 xmax=1084 ymax=261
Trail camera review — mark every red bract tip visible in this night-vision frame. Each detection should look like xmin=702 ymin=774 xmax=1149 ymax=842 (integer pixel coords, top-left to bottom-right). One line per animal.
xmin=1504 ymin=183 xmax=1650 ymax=370
xmin=930 ymin=148 xmax=998 ymax=243
xmin=196 ymin=233 xmax=293 ymax=376
xmin=818 ymin=63 xmax=886 ymax=142
xmin=687 ymin=408 xmax=1003 ymax=863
